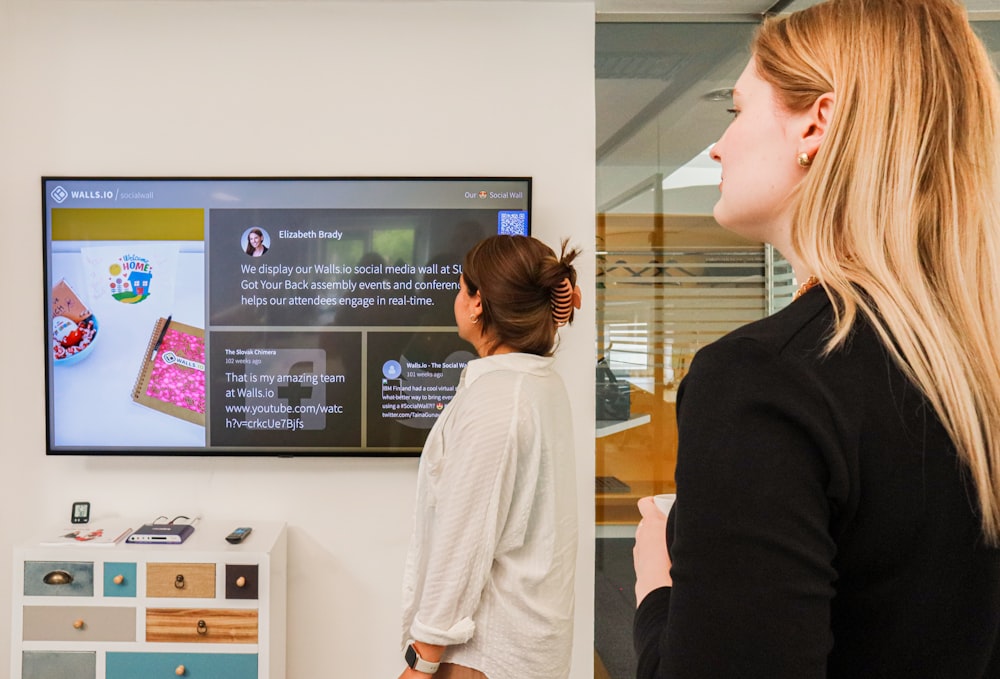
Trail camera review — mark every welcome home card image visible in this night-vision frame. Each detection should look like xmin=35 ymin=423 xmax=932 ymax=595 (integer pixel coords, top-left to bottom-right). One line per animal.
xmin=48 ymin=207 xmax=206 ymax=449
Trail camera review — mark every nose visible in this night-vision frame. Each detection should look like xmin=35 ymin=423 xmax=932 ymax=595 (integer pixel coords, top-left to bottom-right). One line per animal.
xmin=709 ymin=143 xmax=721 ymax=164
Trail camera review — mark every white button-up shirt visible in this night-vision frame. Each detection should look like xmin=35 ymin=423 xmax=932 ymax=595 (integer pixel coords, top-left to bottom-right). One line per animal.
xmin=401 ymin=352 xmax=578 ymax=679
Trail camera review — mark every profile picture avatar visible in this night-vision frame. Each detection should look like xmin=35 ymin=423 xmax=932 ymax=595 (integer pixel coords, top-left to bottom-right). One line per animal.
xmin=243 ymin=228 xmax=270 ymax=257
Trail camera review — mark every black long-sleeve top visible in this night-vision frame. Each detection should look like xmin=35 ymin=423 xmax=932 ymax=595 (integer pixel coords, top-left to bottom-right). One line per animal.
xmin=634 ymin=286 xmax=1000 ymax=678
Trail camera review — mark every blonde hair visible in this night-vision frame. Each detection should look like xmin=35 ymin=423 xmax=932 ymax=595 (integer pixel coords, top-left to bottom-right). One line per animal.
xmin=755 ymin=0 xmax=1000 ymax=542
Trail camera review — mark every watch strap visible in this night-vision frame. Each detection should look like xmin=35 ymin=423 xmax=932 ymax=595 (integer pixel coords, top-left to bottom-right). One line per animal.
xmin=405 ymin=643 xmax=440 ymax=674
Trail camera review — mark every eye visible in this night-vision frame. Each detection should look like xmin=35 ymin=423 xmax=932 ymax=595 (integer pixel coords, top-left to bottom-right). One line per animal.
xmin=726 ymin=108 xmax=740 ymax=118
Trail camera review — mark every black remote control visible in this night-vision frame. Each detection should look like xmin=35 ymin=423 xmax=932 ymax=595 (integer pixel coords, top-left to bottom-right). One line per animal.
xmin=225 ymin=527 xmax=252 ymax=544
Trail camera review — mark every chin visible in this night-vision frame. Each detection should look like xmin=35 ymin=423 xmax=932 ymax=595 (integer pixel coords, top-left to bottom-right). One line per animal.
xmin=712 ymin=210 xmax=760 ymax=242
xmin=712 ymin=203 xmax=731 ymax=228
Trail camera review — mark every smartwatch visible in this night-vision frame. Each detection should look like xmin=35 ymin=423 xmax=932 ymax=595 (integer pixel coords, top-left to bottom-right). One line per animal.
xmin=405 ymin=643 xmax=440 ymax=675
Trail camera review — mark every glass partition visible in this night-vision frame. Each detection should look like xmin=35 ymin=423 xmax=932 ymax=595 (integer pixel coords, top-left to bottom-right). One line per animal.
xmin=593 ymin=16 xmax=1000 ymax=679
xmin=595 ymin=19 xmax=758 ymax=529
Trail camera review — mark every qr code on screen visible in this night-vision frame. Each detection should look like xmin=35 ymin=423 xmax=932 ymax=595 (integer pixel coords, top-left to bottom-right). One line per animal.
xmin=497 ymin=211 xmax=528 ymax=236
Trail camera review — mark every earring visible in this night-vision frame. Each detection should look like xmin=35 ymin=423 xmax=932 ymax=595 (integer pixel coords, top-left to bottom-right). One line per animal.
xmin=470 ymin=314 xmax=479 ymax=324
xmin=797 ymin=152 xmax=812 ymax=168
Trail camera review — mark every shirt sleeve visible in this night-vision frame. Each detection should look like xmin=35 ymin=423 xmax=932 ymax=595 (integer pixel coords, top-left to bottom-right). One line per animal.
xmin=634 ymin=336 xmax=844 ymax=678
xmin=410 ymin=373 xmax=524 ymax=646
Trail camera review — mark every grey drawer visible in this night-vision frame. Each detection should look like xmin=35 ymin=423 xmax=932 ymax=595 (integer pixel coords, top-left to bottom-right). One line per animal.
xmin=23 ymin=605 xmax=136 ymax=642
xmin=22 ymin=651 xmax=96 ymax=679
xmin=23 ymin=561 xmax=94 ymax=597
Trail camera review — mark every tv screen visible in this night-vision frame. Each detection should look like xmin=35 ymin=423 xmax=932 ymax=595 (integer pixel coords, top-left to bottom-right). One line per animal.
xmin=43 ymin=177 xmax=531 ymax=456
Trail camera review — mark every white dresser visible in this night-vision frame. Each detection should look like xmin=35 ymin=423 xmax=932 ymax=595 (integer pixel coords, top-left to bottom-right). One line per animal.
xmin=11 ymin=520 xmax=287 ymax=679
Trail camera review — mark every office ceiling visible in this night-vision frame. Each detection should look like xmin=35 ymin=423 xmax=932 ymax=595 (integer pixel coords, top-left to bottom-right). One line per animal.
xmin=596 ymin=0 xmax=811 ymax=17
xmin=596 ymin=0 xmax=999 ymax=18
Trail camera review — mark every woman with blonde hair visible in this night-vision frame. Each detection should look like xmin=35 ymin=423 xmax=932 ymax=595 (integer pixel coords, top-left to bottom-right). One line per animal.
xmin=633 ymin=0 xmax=1000 ymax=676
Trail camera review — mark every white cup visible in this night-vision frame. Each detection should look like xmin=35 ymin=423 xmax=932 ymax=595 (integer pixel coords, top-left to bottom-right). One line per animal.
xmin=653 ymin=493 xmax=676 ymax=516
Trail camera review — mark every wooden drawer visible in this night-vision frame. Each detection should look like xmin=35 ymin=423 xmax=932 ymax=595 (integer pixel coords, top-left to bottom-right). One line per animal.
xmin=107 ymin=651 xmax=257 ymax=678
xmin=23 ymin=605 xmax=136 ymax=642
xmin=23 ymin=561 xmax=94 ymax=597
xmin=147 ymin=563 xmax=215 ymax=598
xmin=146 ymin=608 xmax=258 ymax=644
xmin=22 ymin=650 xmax=96 ymax=679
xmin=103 ymin=562 xmax=137 ymax=597
xmin=226 ymin=564 xmax=259 ymax=600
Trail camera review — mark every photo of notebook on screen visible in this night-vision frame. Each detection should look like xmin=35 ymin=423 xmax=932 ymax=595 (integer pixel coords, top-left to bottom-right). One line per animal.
xmin=131 ymin=316 xmax=206 ymax=426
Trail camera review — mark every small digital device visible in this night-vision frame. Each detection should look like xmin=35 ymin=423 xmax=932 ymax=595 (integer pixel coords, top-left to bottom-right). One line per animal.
xmin=126 ymin=523 xmax=195 ymax=544
xmin=225 ymin=527 xmax=252 ymax=544
xmin=71 ymin=501 xmax=90 ymax=524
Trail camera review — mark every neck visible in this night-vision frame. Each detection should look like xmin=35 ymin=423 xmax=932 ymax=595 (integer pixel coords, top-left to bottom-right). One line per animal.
xmin=763 ymin=218 xmax=812 ymax=285
xmin=473 ymin=331 xmax=514 ymax=357
xmin=478 ymin=343 xmax=515 ymax=357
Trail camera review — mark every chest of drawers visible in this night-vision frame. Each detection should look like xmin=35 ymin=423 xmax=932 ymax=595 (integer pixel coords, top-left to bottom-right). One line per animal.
xmin=11 ymin=520 xmax=286 ymax=679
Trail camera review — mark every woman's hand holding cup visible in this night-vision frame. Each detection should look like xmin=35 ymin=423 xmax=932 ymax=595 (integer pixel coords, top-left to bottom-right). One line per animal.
xmin=633 ymin=495 xmax=674 ymax=606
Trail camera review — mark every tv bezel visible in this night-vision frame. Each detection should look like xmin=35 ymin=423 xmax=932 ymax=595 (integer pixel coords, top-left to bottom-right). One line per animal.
xmin=42 ymin=175 xmax=533 ymax=458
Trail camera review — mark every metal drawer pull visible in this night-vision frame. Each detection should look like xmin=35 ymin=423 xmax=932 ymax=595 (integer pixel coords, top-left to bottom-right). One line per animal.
xmin=175 ymin=664 xmax=186 ymax=676
xmin=175 ymin=574 xmax=185 ymax=589
xmin=73 ymin=619 xmax=85 ymax=630
xmin=197 ymin=619 xmax=208 ymax=635
xmin=43 ymin=570 xmax=74 ymax=585
xmin=236 ymin=575 xmax=247 ymax=588
xmin=113 ymin=574 xmax=125 ymax=585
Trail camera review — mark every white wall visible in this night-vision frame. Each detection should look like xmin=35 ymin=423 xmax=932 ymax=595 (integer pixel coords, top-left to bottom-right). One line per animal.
xmin=0 ymin=2 xmax=597 ymax=677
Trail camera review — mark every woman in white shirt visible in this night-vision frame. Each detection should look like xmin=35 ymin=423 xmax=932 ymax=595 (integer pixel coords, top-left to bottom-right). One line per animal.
xmin=399 ymin=235 xmax=582 ymax=679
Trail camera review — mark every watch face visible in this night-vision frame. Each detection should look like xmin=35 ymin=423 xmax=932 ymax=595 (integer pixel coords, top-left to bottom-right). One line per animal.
xmin=404 ymin=644 xmax=438 ymax=674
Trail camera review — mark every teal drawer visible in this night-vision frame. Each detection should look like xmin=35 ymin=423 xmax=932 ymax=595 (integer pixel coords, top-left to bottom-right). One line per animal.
xmin=104 ymin=562 xmax=137 ymax=597
xmin=107 ymin=652 xmax=257 ymax=678
xmin=22 ymin=650 xmax=95 ymax=679
xmin=23 ymin=561 xmax=94 ymax=597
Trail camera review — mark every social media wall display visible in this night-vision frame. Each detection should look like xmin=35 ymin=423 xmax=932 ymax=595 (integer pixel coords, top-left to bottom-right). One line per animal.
xmin=43 ymin=178 xmax=530 ymax=456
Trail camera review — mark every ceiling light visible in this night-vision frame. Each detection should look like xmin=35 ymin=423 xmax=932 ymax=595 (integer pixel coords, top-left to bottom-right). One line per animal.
xmin=703 ymin=88 xmax=733 ymax=102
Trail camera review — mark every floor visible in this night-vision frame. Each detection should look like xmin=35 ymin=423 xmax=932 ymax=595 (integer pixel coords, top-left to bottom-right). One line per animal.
xmin=594 ymin=537 xmax=638 ymax=679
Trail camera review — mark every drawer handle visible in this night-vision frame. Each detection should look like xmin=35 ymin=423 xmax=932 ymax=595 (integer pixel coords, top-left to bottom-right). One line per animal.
xmin=175 ymin=574 xmax=186 ymax=589
xmin=236 ymin=575 xmax=247 ymax=588
xmin=113 ymin=574 xmax=125 ymax=585
xmin=197 ymin=619 xmax=208 ymax=635
xmin=73 ymin=619 xmax=85 ymax=630
xmin=175 ymin=664 xmax=186 ymax=676
xmin=43 ymin=570 xmax=74 ymax=585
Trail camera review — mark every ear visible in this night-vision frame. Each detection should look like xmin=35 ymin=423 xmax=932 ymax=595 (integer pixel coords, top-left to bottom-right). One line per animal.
xmin=798 ymin=91 xmax=835 ymax=160
xmin=469 ymin=290 xmax=483 ymax=316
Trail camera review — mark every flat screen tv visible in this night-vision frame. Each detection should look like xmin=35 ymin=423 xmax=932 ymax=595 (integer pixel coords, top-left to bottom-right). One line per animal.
xmin=43 ymin=177 xmax=531 ymax=456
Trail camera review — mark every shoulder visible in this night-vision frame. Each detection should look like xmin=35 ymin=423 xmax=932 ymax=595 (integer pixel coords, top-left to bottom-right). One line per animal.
xmin=461 ymin=353 xmax=570 ymax=420
xmin=464 ymin=353 xmax=558 ymax=389
xmin=725 ymin=287 xmax=834 ymax=354
xmin=679 ymin=288 xmax=889 ymax=443
xmin=686 ymin=288 xmax=832 ymax=384
xmin=690 ymin=283 xmax=894 ymax=379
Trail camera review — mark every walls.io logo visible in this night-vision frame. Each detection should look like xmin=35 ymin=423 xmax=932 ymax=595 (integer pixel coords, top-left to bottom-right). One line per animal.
xmin=50 ymin=186 xmax=69 ymax=204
